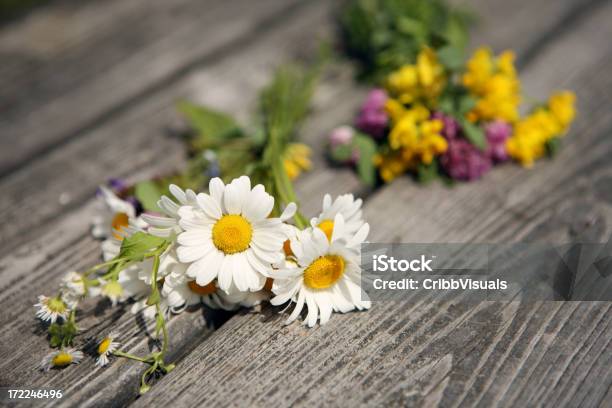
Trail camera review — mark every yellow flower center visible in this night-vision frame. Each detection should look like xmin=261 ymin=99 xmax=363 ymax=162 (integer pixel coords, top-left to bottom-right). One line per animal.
xmin=111 ymin=212 xmax=130 ymax=240
xmin=317 ymin=219 xmax=334 ymax=241
xmin=98 ymin=338 xmax=112 ymax=354
xmin=212 ymin=215 xmax=253 ymax=254
xmin=303 ymin=255 xmax=345 ymax=290
xmin=47 ymin=297 xmax=67 ymax=313
xmin=187 ymin=280 xmax=217 ymax=295
xmin=52 ymin=352 xmax=73 ymax=367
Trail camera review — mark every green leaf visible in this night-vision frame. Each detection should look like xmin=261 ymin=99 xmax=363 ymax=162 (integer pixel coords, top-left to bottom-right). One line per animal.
xmin=546 ymin=137 xmax=562 ymax=157
xmin=459 ymin=117 xmax=487 ymax=150
xmin=134 ymin=181 xmax=162 ymax=212
xmin=457 ymin=94 xmax=477 ymax=115
xmin=444 ymin=13 xmax=470 ymax=50
xmin=397 ymin=17 xmax=427 ymax=41
xmin=438 ymin=94 xmax=455 ymax=115
xmin=338 ymin=0 xmax=473 ymax=80
xmin=177 ymin=101 xmax=242 ymax=150
xmin=119 ymin=232 xmax=168 ymax=262
xmin=437 ymin=45 xmax=464 ymax=72
xmin=48 ymin=321 xmax=78 ymax=348
xmin=353 ymin=133 xmax=378 ymax=186
xmin=417 ymin=160 xmax=441 ymax=184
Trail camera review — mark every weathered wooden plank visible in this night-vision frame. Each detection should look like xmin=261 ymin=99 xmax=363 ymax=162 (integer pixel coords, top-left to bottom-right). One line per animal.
xmin=0 ymin=0 xmax=307 ymax=176
xmin=132 ymin=0 xmax=612 ymax=405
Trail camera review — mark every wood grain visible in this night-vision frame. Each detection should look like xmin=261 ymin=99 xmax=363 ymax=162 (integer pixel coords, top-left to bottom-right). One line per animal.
xmin=132 ymin=0 xmax=612 ymax=406
xmin=0 ymin=0 xmax=306 ymax=176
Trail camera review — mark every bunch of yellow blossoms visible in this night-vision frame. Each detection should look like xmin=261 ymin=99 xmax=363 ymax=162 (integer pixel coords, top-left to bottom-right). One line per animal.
xmin=376 ymin=48 xmax=448 ymax=182
xmin=386 ymin=48 xmax=447 ymax=106
xmin=331 ymin=45 xmax=576 ymax=185
xmin=462 ymin=47 xmax=521 ymax=123
xmin=506 ymin=91 xmax=576 ymax=166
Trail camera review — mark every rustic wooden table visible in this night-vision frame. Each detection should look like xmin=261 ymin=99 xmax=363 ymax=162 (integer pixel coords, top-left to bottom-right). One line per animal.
xmin=0 ymin=0 xmax=610 ymax=406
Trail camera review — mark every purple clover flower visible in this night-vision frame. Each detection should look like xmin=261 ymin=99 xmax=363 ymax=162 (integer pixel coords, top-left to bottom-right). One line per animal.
xmin=355 ymin=88 xmax=388 ymax=138
xmin=485 ymin=120 xmax=512 ymax=162
xmin=431 ymin=111 xmax=460 ymax=140
xmin=440 ymin=138 xmax=492 ymax=181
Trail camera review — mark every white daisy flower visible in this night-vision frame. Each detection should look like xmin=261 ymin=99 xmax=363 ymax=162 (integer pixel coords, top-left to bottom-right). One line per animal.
xmin=96 ymin=331 xmax=121 ymax=367
xmin=35 ymin=295 xmax=70 ymax=323
xmin=40 ymin=348 xmax=84 ymax=371
xmin=271 ymin=213 xmax=371 ymax=327
xmin=310 ymin=194 xmax=364 ymax=241
xmin=60 ymin=271 xmax=87 ymax=307
xmin=91 ymin=186 xmax=145 ymax=240
xmin=176 ymin=176 xmax=296 ymax=294
xmin=140 ymin=184 xmax=198 ymax=238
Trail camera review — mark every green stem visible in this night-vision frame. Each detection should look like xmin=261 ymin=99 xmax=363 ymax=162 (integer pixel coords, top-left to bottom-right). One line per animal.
xmin=156 ymin=303 xmax=169 ymax=355
xmin=68 ymin=307 xmax=77 ymax=325
xmin=81 ymin=258 xmax=125 ymax=277
xmin=113 ymin=350 xmax=154 ymax=364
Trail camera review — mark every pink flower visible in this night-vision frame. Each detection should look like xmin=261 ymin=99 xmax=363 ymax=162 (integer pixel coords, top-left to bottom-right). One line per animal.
xmin=329 ymin=126 xmax=355 ymax=147
xmin=355 ymin=88 xmax=388 ymax=138
xmin=328 ymin=126 xmax=359 ymax=165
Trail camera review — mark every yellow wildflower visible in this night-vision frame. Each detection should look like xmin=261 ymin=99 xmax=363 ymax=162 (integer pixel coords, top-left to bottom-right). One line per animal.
xmin=463 ymin=47 xmax=521 ymax=123
xmin=385 ymin=98 xmax=408 ymax=123
xmin=386 ymin=48 xmax=446 ymax=105
xmin=374 ymin=152 xmax=408 ymax=183
xmin=506 ymin=120 xmax=547 ymax=167
xmin=283 ymin=143 xmax=312 ymax=180
xmin=548 ymin=91 xmax=576 ymax=131
xmin=506 ymin=91 xmax=576 ymax=167
xmin=382 ymin=104 xmax=447 ymax=174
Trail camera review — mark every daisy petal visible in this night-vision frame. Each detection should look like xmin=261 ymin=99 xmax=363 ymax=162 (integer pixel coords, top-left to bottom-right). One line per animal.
xmin=305 ymin=294 xmax=318 ymax=327
xmin=197 ymin=193 xmax=222 ymax=219
xmin=169 ymin=184 xmax=187 ymax=204
xmin=223 ymin=183 xmax=242 ymax=215
xmin=217 ymin=255 xmax=233 ymax=292
xmin=347 ymin=223 xmax=370 ymax=248
xmin=243 ymin=185 xmax=274 ymax=221
xmin=209 ymin=178 xmax=225 ymax=208
xmin=286 ymin=290 xmax=305 ymax=325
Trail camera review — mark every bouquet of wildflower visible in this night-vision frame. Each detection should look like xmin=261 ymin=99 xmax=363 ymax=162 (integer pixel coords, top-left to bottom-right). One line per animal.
xmin=338 ymin=0 xmax=473 ymax=81
xmin=328 ymin=47 xmax=577 ymax=185
xmin=34 ymin=63 xmax=372 ymax=393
